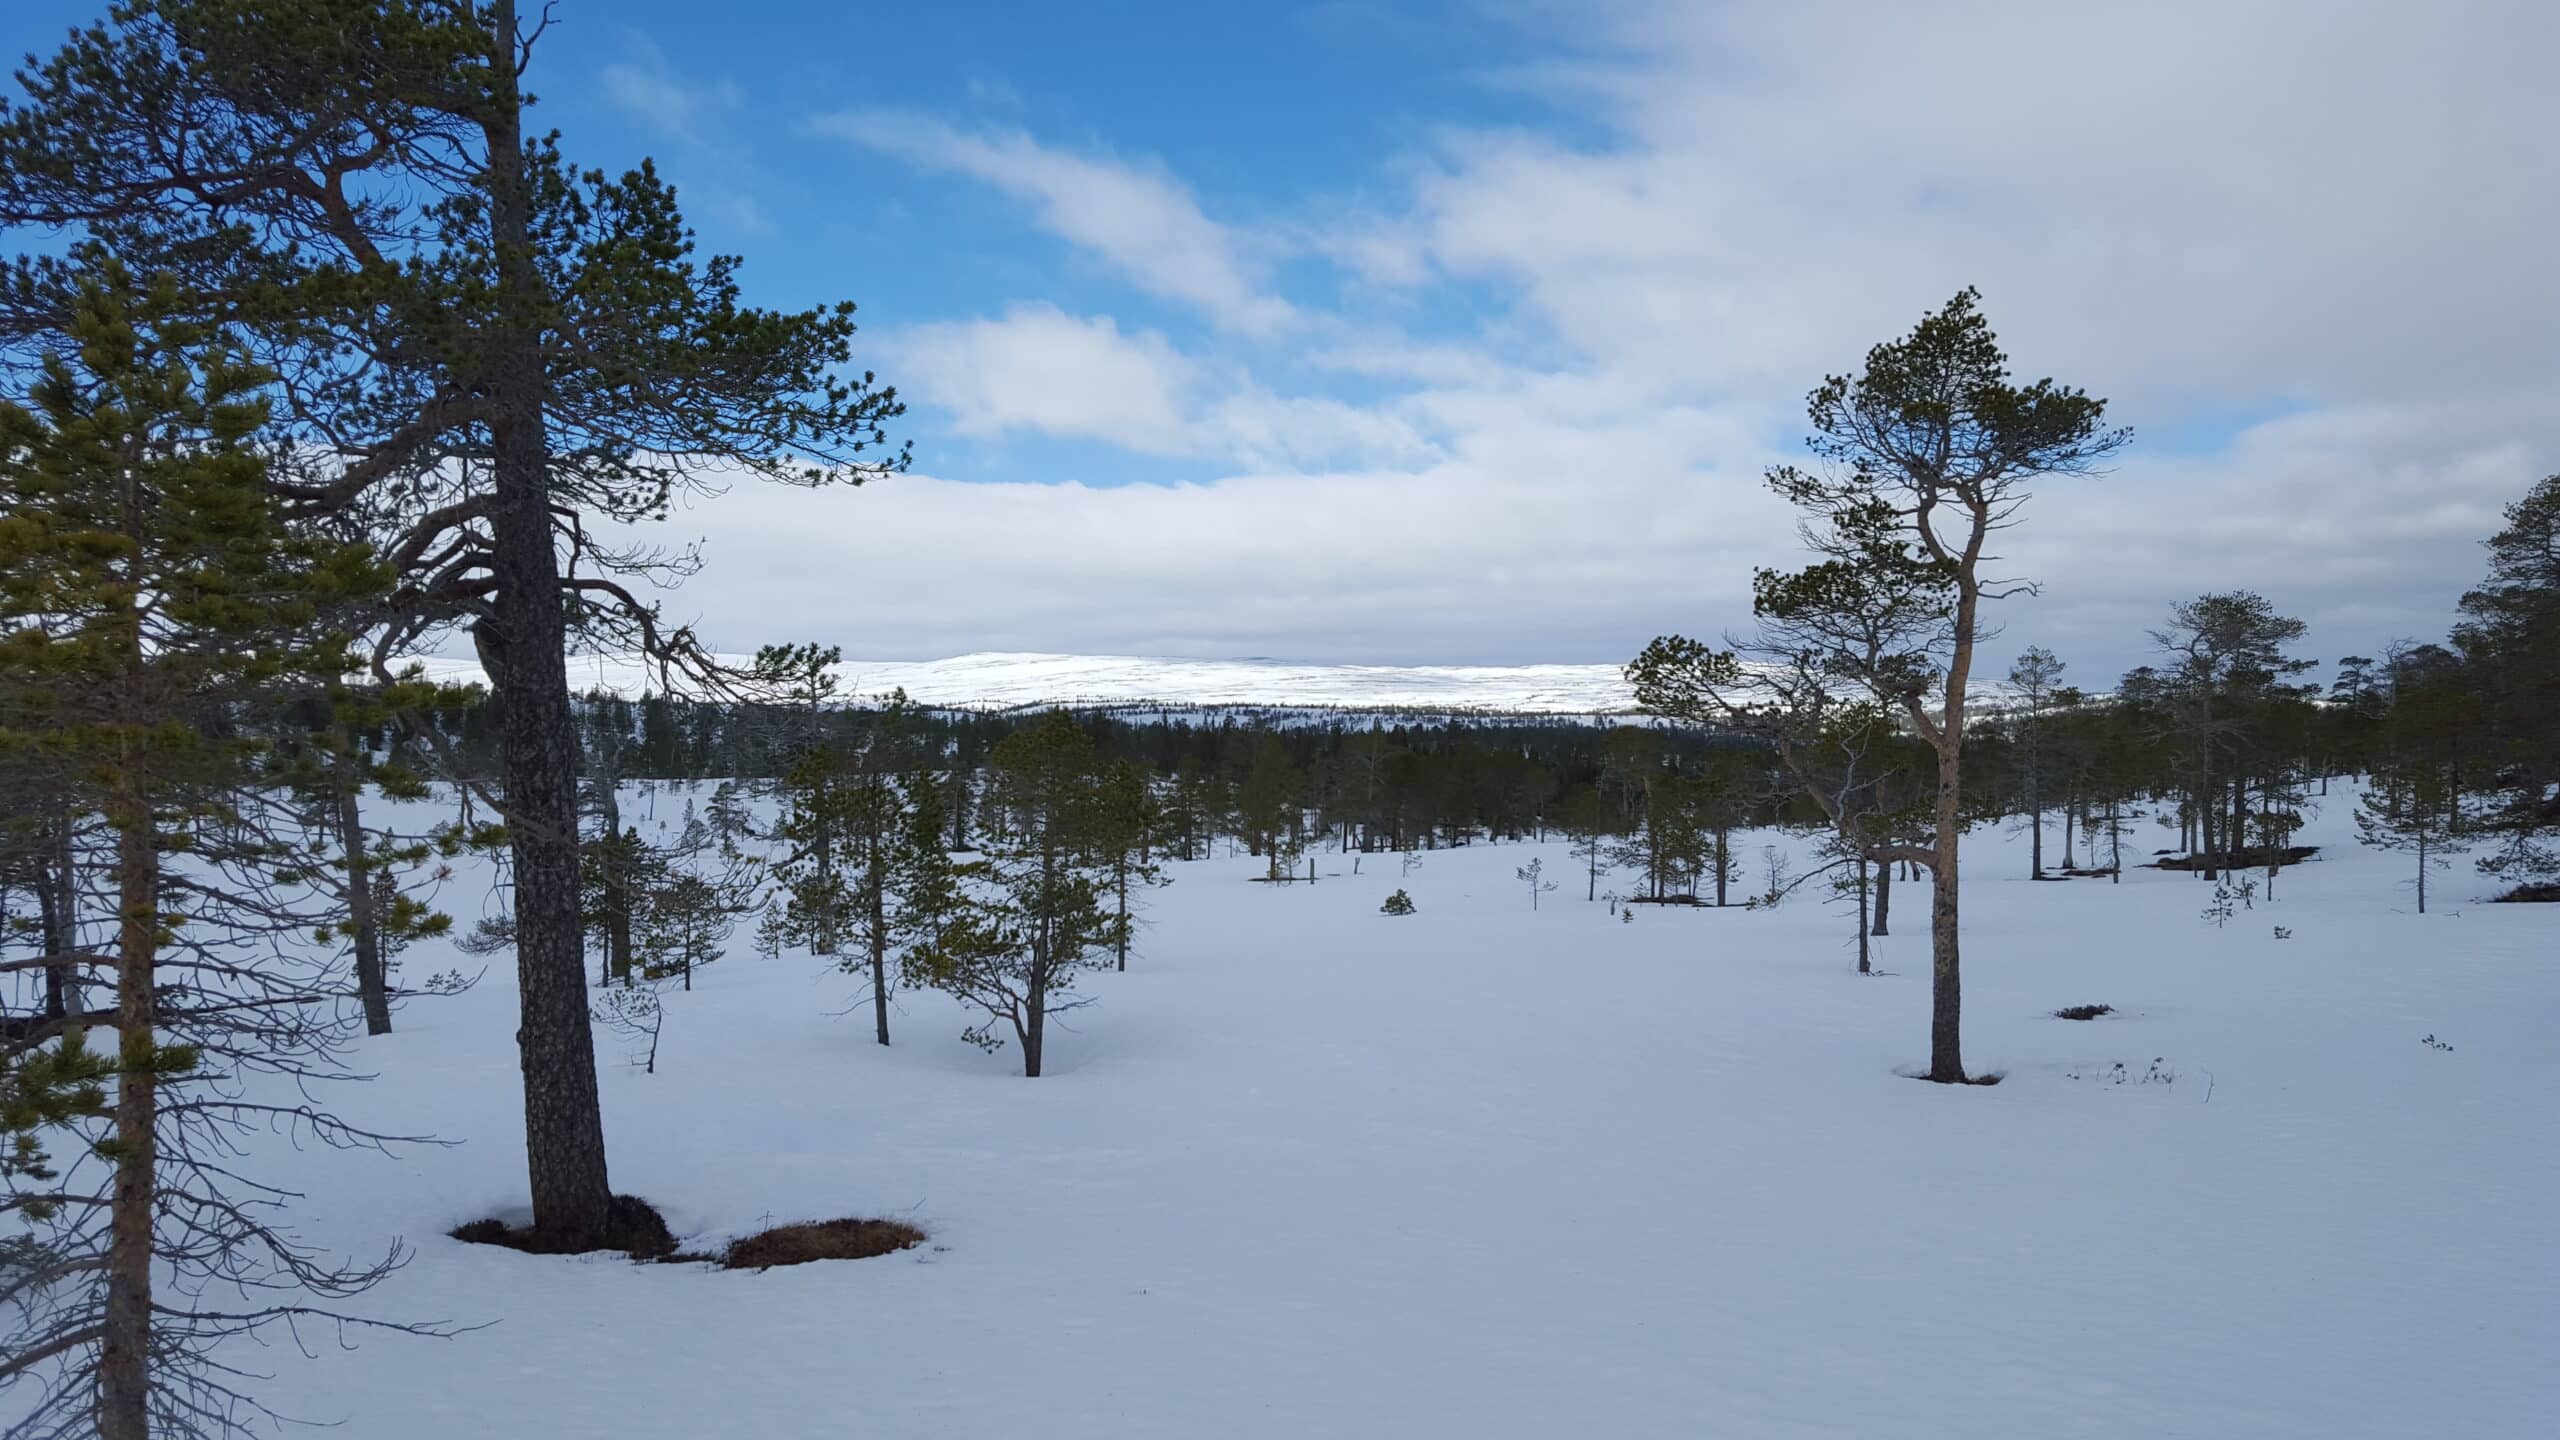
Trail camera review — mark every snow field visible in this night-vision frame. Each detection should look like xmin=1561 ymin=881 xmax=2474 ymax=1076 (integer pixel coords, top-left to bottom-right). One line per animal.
xmin=51 ymin=791 xmax=2556 ymax=1439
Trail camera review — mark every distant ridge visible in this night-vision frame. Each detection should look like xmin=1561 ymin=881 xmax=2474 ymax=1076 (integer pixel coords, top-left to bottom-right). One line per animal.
xmin=409 ymin=650 xmax=1643 ymax=717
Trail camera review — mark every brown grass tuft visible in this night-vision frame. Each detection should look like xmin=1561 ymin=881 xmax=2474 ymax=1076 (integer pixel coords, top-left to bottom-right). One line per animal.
xmin=709 ymin=1217 xmax=927 ymax=1270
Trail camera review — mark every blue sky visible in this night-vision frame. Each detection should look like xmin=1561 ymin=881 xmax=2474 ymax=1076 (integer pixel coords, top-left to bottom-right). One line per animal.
xmin=475 ymin=0 xmax=1562 ymax=491
xmin=7 ymin=1 xmax=2556 ymax=673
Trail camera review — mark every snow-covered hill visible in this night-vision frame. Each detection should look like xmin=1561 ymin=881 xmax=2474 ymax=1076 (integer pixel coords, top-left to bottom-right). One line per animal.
xmin=412 ymin=650 xmax=1643 ymax=717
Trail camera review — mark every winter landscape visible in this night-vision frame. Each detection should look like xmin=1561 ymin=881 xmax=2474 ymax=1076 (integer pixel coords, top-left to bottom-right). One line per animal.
xmin=3 ymin=3 xmax=2556 ymax=1439
xmin=84 ymin=785 xmax=2560 ymax=1440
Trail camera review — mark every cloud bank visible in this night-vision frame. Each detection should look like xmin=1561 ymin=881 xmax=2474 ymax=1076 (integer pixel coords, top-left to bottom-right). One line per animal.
xmin=635 ymin=0 xmax=2558 ymax=680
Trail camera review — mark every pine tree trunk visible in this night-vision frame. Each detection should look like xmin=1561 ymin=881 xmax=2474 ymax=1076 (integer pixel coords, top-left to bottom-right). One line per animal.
xmin=98 ymin=788 xmax=157 ymax=1440
xmin=1854 ymin=854 xmax=1871 ymax=974
xmin=1927 ymin=581 xmax=1977 ymax=1085
xmin=870 ymin=861 xmax=890 ymax=1045
xmin=1114 ymin=863 xmax=1129 ymax=972
xmin=608 ymin=882 xmax=633 ymax=986
xmin=599 ymin=789 xmax=633 ymax=984
xmin=1023 ymin=963 xmax=1045 ymax=1079
xmin=2026 ymin=751 xmax=2043 ymax=878
xmin=339 ymin=773 xmax=393 ymax=1036
xmin=2230 ymin=781 xmax=2248 ymax=869
xmin=1929 ymin=766 xmax=1965 ymax=1080
xmin=1872 ymin=857 xmax=1892 ymax=936
xmin=485 ymin=0 xmax=613 ymax=1248
xmin=2109 ymin=799 xmax=2123 ymax=883
xmin=37 ymin=815 xmax=73 ymax=1019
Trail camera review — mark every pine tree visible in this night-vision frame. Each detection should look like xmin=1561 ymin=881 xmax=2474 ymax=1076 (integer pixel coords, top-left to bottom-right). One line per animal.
xmin=1611 ymin=772 xmax=1706 ymax=902
xmin=2007 ymin=647 xmax=2067 ymax=878
xmin=904 ymin=714 xmax=1116 ymax=1077
xmin=1759 ymin=294 xmax=2126 ymax=1080
xmin=2355 ymin=763 xmax=2467 ymax=914
xmin=1236 ymin=738 xmax=1304 ymax=881
xmin=0 ymin=0 xmax=908 ymax=1249
xmin=761 ymin=746 xmax=858 ymax=967
xmin=1560 ymin=786 xmax=1614 ymax=901
xmin=0 ymin=275 xmax=434 ymax=1439
xmin=633 ymin=816 xmax=748 ymax=995
xmin=2453 ymin=475 xmax=2560 ymax=895
xmin=1093 ymin=758 xmax=1170 ymax=970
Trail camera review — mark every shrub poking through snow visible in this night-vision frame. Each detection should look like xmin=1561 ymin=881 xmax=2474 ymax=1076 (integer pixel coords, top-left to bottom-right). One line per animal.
xmin=2053 ymin=1004 xmax=2115 ymax=1021
xmin=2065 ymin=1058 xmax=2176 ymax=1086
xmin=1380 ymin=889 xmax=1416 ymax=916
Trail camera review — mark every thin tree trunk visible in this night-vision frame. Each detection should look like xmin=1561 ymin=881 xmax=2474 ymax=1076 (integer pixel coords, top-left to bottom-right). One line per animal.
xmin=1023 ymin=964 xmax=1045 ymax=1078
xmin=1114 ymin=863 xmax=1129 ymax=972
xmin=2230 ymin=779 xmax=2247 ymax=870
xmin=1872 ymin=857 xmax=1892 ymax=935
xmin=339 ymin=773 xmax=393 ymax=1036
xmin=2026 ymin=752 xmax=2043 ymax=878
xmin=870 ymin=858 xmax=891 ymax=1045
xmin=1854 ymin=852 xmax=1871 ymax=974
xmin=485 ymin=0 xmax=612 ymax=1247
xmin=98 ymin=788 xmax=156 ymax=1440
xmin=598 ymin=785 xmax=633 ymax=985
xmin=37 ymin=815 xmax=74 ymax=1019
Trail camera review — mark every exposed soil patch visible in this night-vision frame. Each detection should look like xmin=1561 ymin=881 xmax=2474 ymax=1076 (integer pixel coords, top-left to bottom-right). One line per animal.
xmin=680 ymin=1217 xmax=928 ymax=1270
xmin=2052 ymin=1004 xmax=2116 ymax=1021
xmin=450 ymin=1194 xmax=677 ymax=1260
xmin=2491 ymin=882 xmax=2560 ymax=903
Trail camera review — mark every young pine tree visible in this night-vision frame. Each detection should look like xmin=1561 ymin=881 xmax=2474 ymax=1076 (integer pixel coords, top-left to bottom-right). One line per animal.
xmin=2355 ymin=764 xmax=2467 ymax=914
xmin=903 ymin=714 xmax=1117 ymax=1077
xmin=1093 ymin=759 xmax=1171 ymax=971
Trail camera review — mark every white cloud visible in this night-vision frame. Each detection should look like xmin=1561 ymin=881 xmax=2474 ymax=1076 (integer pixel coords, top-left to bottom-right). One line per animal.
xmin=815 ymin=111 xmax=1297 ymax=336
xmin=596 ymin=36 xmax=741 ymax=141
xmin=1397 ymin=0 xmax=2560 ymax=415
xmin=617 ymin=0 xmax=2559 ymax=675
xmin=889 ymin=304 xmax=1197 ymax=454
xmin=885 ymin=304 xmax=1440 ymax=471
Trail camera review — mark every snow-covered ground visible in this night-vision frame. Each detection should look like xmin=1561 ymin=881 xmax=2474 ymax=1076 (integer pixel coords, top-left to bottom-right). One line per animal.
xmin=413 ymin=650 xmax=1645 ymax=715
xmin=31 ymin=792 xmax=2557 ymax=1438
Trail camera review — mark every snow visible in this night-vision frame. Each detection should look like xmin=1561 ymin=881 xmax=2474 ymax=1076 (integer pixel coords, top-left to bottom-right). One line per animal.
xmin=411 ymin=650 xmax=1646 ymax=715
xmin=16 ymin=791 xmax=2556 ymax=1438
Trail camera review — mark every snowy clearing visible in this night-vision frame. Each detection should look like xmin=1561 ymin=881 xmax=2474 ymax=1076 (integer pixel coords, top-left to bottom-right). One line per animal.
xmin=84 ymin=793 xmax=2559 ymax=1439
